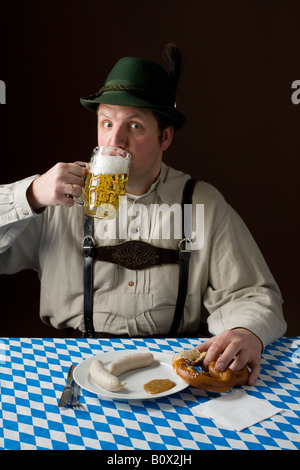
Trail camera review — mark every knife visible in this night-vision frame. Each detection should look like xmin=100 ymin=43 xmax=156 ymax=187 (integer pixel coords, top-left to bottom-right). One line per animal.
xmin=58 ymin=364 xmax=75 ymax=407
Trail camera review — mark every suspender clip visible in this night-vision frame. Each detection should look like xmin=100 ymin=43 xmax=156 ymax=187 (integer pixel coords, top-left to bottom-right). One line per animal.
xmin=83 ymin=235 xmax=96 ymax=258
xmin=178 ymin=237 xmax=192 ymax=252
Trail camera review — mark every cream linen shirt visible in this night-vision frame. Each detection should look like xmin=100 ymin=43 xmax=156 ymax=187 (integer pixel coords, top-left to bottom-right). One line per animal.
xmin=0 ymin=163 xmax=286 ymax=346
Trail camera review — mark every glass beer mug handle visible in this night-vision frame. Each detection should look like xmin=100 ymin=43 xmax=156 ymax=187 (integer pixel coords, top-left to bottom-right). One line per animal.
xmin=73 ymin=161 xmax=88 ymax=206
xmin=73 ymin=194 xmax=84 ymax=206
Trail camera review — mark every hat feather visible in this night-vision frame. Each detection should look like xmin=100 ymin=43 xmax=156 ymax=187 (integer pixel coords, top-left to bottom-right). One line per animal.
xmin=162 ymin=41 xmax=182 ymax=95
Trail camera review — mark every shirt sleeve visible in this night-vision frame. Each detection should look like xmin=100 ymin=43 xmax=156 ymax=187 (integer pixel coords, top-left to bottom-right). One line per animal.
xmin=0 ymin=175 xmax=40 ymax=257
xmin=203 ymin=201 xmax=287 ymax=349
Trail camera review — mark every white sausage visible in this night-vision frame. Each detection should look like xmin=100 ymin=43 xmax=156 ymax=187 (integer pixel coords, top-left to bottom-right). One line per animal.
xmin=89 ymin=360 xmax=126 ymax=392
xmin=106 ymin=352 xmax=154 ymax=376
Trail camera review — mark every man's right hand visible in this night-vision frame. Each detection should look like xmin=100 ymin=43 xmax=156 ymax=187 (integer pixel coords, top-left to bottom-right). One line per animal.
xmin=26 ymin=162 xmax=88 ymax=212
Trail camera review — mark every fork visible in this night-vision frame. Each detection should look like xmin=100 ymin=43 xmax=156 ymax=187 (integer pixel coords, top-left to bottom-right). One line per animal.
xmin=71 ymin=381 xmax=85 ymax=410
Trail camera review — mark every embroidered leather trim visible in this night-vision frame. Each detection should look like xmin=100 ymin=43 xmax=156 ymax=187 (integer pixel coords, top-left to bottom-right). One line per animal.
xmin=96 ymin=240 xmax=180 ymax=270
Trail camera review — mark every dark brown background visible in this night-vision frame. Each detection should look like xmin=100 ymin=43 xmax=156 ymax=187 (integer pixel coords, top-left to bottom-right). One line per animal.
xmin=1 ymin=0 xmax=299 ymax=337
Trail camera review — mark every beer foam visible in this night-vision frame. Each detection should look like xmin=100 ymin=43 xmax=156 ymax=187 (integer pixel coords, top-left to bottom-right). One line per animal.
xmin=92 ymin=154 xmax=130 ymax=174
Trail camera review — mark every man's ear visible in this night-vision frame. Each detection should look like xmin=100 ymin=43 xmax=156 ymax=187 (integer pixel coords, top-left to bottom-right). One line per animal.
xmin=161 ymin=125 xmax=174 ymax=151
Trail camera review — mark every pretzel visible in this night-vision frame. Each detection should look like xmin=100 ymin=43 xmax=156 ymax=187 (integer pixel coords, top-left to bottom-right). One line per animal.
xmin=172 ymin=350 xmax=249 ymax=393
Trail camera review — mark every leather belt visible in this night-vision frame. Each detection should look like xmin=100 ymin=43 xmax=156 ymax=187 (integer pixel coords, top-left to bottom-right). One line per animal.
xmin=82 ymin=178 xmax=197 ymax=338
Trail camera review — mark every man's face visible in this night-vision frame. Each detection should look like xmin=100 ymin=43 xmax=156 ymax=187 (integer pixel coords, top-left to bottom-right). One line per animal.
xmin=97 ymin=104 xmax=173 ymax=195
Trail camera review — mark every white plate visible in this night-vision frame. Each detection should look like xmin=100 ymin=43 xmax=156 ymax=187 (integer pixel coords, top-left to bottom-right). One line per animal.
xmin=73 ymin=350 xmax=189 ymax=400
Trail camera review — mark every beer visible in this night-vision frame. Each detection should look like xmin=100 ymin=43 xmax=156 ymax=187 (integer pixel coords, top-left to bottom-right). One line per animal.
xmin=84 ymin=172 xmax=129 ymax=219
xmin=74 ymin=146 xmax=131 ymax=219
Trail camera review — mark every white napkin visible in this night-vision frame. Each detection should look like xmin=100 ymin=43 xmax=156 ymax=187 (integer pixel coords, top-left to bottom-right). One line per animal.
xmin=192 ymin=389 xmax=284 ymax=431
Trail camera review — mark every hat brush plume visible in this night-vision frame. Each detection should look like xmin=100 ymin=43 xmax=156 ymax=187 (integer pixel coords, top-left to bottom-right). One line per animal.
xmin=162 ymin=42 xmax=182 ymax=97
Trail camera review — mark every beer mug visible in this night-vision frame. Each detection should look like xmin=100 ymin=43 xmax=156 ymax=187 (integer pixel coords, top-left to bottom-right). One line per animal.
xmin=74 ymin=146 xmax=131 ymax=219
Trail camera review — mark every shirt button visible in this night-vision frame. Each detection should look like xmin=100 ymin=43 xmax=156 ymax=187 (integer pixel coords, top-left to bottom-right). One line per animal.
xmin=128 ymin=281 xmax=135 ymax=287
xmin=22 ymin=210 xmax=29 ymax=216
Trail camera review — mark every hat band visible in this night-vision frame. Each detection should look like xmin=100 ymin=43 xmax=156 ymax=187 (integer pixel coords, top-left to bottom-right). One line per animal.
xmin=92 ymin=83 xmax=174 ymax=107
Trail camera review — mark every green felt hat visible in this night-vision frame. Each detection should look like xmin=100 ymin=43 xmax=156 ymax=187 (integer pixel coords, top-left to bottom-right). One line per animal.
xmin=80 ymin=57 xmax=185 ymax=130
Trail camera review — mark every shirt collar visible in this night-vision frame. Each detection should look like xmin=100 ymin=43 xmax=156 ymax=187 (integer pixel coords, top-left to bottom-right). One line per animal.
xmin=125 ymin=162 xmax=189 ymax=205
xmin=125 ymin=163 xmax=166 ymax=201
xmin=156 ymin=162 xmax=190 ymax=204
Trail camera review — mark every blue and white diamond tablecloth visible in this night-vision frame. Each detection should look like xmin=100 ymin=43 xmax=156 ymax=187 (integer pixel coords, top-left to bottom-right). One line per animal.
xmin=0 ymin=336 xmax=299 ymax=450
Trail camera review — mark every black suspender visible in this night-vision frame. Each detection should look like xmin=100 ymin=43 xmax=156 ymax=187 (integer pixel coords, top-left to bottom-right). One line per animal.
xmin=168 ymin=178 xmax=197 ymax=335
xmin=82 ymin=178 xmax=197 ymax=337
xmin=82 ymin=214 xmax=96 ymax=338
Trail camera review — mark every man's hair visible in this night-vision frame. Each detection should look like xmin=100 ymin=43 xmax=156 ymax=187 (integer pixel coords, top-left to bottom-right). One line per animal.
xmin=153 ymin=112 xmax=172 ymax=144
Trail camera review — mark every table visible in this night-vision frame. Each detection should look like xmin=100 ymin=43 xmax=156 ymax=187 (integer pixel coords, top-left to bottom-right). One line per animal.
xmin=0 ymin=336 xmax=299 ymax=451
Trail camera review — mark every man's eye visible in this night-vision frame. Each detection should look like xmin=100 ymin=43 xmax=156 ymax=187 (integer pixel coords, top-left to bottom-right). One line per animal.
xmin=130 ymin=122 xmax=142 ymax=129
xmin=103 ymin=121 xmax=112 ymax=128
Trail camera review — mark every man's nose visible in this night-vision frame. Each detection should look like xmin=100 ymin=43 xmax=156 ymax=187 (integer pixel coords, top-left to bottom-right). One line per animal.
xmin=109 ymin=125 xmax=128 ymax=149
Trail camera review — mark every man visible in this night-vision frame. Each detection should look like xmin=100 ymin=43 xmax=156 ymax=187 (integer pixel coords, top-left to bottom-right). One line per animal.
xmin=0 ymin=44 xmax=286 ymax=385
